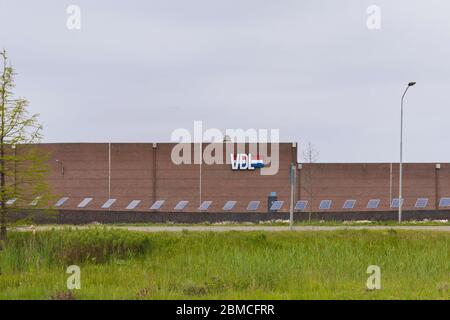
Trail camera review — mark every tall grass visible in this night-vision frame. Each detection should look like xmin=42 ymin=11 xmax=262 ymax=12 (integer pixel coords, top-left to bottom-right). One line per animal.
xmin=0 ymin=228 xmax=151 ymax=272
xmin=0 ymin=228 xmax=448 ymax=299
xmin=141 ymin=230 xmax=449 ymax=299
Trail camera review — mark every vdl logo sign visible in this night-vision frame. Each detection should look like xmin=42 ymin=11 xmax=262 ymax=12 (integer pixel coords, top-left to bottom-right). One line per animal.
xmin=231 ymin=154 xmax=264 ymax=170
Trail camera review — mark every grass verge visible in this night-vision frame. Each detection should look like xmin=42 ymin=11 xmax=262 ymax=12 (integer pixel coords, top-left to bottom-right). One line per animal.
xmin=0 ymin=228 xmax=449 ymax=299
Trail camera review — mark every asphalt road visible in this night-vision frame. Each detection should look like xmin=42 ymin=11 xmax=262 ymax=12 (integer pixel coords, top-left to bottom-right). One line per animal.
xmin=13 ymin=225 xmax=450 ymax=232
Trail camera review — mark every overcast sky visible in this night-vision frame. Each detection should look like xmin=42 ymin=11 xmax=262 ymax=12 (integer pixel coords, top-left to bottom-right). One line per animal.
xmin=1 ymin=0 xmax=449 ymax=162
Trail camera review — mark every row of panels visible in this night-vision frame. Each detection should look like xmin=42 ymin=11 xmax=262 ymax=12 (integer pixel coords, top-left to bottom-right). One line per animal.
xmin=10 ymin=196 xmax=450 ymax=211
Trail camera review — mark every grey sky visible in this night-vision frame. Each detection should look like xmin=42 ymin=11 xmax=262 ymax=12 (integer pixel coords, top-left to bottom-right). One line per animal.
xmin=1 ymin=0 xmax=449 ymax=162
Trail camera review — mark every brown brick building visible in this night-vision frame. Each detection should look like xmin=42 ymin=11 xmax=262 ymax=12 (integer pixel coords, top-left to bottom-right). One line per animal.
xmin=23 ymin=142 xmax=450 ymax=216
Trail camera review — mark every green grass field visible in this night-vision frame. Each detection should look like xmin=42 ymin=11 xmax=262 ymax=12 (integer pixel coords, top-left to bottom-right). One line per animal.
xmin=0 ymin=228 xmax=449 ymax=299
xmin=113 ymin=219 xmax=450 ymax=227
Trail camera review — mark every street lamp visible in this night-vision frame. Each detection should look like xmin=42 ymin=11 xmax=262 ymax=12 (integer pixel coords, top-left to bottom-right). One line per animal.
xmin=398 ymin=81 xmax=416 ymax=223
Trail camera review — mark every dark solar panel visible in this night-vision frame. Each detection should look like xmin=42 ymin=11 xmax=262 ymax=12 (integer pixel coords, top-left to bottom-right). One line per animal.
xmin=439 ymin=198 xmax=450 ymax=207
xmin=55 ymin=197 xmax=69 ymax=207
xmin=223 ymin=201 xmax=237 ymax=211
xmin=343 ymin=200 xmax=356 ymax=209
xmin=199 ymin=201 xmax=212 ymax=211
xmin=78 ymin=197 xmax=93 ymax=208
xmin=150 ymin=200 xmax=165 ymax=210
xmin=367 ymin=199 xmax=380 ymax=209
xmin=247 ymin=201 xmax=260 ymax=211
xmin=174 ymin=201 xmax=189 ymax=211
xmin=294 ymin=200 xmax=308 ymax=211
xmin=319 ymin=200 xmax=332 ymax=210
xmin=101 ymin=199 xmax=116 ymax=209
xmin=391 ymin=198 xmax=403 ymax=208
xmin=126 ymin=200 xmax=141 ymax=210
xmin=270 ymin=201 xmax=284 ymax=211
xmin=415 ymin=198 xmax=428 ymax=208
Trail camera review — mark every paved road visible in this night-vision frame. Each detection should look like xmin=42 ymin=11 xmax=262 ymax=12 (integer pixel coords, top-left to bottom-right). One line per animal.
xmin=13 ymin=225 xmax=450 ymax=232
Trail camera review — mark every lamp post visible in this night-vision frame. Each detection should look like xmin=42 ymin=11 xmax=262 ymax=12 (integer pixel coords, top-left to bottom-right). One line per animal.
xmin=289 ymin=163 xmax=296 ymax=231
xmin=399 ymin=81 xmax=416 ymax=223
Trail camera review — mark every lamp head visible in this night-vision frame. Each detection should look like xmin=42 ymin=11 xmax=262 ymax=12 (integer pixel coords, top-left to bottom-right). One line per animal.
xmin=408 ymin=82 xmax=416 ymax=86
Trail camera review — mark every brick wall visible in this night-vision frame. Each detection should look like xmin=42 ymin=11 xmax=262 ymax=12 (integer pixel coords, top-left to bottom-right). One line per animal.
xmin=33 ymin=142 xmax=294 ymax=212
xmin=298 ymin=162 xmax=445 ymax=212
xmin=16 ymin=143 xmax=450 ymax=214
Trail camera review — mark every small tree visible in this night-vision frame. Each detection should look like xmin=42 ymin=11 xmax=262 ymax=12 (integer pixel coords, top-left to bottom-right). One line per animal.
xmin=301 ymin=142 xmax=319 ymax=221
xmin=0 ymin=49 xmax=51 ymax=241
